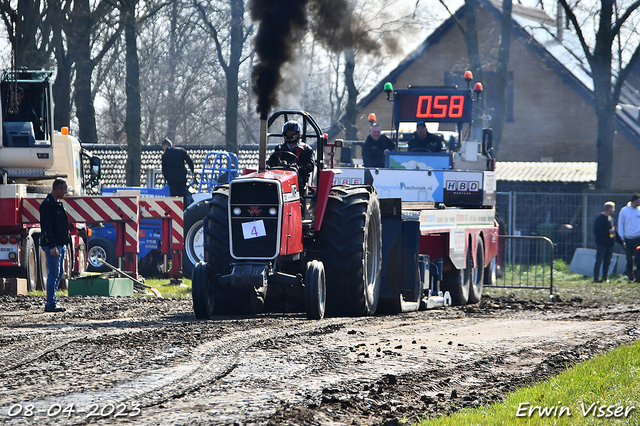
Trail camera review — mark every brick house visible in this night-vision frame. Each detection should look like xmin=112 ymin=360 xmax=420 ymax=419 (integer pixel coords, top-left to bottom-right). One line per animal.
xmin=329 ymin=0 xmax=640 ymax=192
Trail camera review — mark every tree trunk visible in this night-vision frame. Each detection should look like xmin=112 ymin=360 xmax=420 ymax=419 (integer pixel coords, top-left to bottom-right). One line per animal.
xmin=122 ymin=0 xmax=142 ymax=186
xmin=166 ymin=0 xmax=178 ymax=142
xmin=595 ymin=107 xmax=615 ymax=190
xmin=72 ymin=0 xmax=98 ymax=143
xmin=52 ymin=53 xmax=72 ymax=131
xmin=488 ymin=0 xmax=511 ymax=155
xmin=592 ymin=58 xmax=615 ymax=190
xmin=463 ymin=0 xmax=484 ymax=141
xmin=49 ymin=0 xmax=71 ymax=131
xmin=225 ymin=0 xmax=243 ymax=154
xmin=591 ymin=0 xmax=615 ymax=190
xmin=75 ymin=59 xmax=99 ymax=143
xmin=343 ymin=48 xmax=358 ymax=140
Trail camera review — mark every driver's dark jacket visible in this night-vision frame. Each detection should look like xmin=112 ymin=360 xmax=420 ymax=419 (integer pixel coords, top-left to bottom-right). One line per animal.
xmin=39 ymin=193 xmax=70 ymax=248
xmin=267 ymin=141 xmax=315 ymax=191
xmin=408 ymin=132 xmax=444 ymax=152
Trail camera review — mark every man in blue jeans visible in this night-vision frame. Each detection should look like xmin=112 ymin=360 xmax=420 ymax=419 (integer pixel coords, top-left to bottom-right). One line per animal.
xmin=618 ymin=193 xmax=640 ymax=282
xmin=39 ymin=178 xmax=69 ymax=312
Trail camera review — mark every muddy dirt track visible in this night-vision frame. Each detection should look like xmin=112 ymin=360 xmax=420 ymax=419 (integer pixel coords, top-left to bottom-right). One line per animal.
xmin=0 ymin=294 xmax=638 ymax=426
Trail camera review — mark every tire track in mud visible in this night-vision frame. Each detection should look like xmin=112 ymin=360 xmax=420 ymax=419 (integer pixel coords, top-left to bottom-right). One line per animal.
xmin=2 ymin=300 xmax=640 ymax=425
xmin=0 ymin=317 xmax=354 ymax=425
xmin=0 ymin=317 xmax=185 ymax=376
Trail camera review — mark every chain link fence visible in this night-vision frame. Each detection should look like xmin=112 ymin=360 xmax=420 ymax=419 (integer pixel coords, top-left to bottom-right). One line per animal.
xmin=496 ymin=192 xmax=632 ymax=263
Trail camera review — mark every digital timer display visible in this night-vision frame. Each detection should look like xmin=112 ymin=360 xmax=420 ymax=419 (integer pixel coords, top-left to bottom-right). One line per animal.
xmin=394 ymin=88 xmax=472 ymax=123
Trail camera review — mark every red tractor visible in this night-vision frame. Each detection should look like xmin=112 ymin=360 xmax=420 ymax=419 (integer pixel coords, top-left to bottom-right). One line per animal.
xmin=192 ymin=111 xmax=382 ymax=319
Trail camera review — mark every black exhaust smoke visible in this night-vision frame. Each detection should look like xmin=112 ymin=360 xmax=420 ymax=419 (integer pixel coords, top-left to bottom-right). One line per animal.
xmin=250 ymin=0 xmax=380 ymax=119
xmin=250 ymin=0 xmax=308 ymax=119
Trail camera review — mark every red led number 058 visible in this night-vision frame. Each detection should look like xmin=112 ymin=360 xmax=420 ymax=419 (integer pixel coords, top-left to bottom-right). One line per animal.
xmin=416 ymin=95 xmax=465 ymax=119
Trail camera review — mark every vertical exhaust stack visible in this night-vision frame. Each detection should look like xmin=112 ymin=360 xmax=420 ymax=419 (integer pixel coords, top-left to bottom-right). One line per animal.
xmin=258 ymin=117 xmax=267 ymax=172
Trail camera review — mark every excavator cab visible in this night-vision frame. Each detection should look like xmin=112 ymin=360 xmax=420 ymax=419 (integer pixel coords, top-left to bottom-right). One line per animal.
xmin=0 ymin=70 xmax=55 ymax=172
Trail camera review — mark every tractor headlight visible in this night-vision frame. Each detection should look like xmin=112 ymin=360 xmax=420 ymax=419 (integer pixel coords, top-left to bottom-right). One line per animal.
xmin=233 ymin=207 xmax=242 ymax=216
xmin=269 ymin=207 xmax=277 ymax=216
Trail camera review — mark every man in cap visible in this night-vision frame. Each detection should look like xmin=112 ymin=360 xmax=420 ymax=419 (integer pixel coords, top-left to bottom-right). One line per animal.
xmin=408 ymin=121 xmax=445 ymax=152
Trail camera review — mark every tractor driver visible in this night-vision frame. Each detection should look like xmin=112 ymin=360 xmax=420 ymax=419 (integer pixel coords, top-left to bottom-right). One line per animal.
xmin=408 ymin=121 xmax=445 ymax=152
xmin=267 ymin=120 xmax=315 ymax=195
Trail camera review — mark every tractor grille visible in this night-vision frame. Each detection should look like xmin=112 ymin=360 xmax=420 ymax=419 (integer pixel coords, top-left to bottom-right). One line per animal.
xmin=229 ymin=179 xmax=281 ymax=259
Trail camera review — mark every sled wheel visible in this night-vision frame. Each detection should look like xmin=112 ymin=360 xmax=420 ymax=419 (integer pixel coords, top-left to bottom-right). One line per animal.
xmin=442 ymin=240 xmax=473 ymax=306
xmin=484 ymin=256 xmax=497 ymax=287
xmin=467 ymin=238 xmax=485 ymax=304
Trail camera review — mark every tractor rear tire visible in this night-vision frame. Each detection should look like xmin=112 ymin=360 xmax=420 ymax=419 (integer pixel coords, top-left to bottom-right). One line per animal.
xmin=192 ymin=261 xmax=215 ymax=319
xmin=319 ymin=186 xmax=382 ymax=317
xmin=304 ymin=260 xmax=326 ymax=320
xmin=467 ymin=238 xmax=485 ymax=304
xmin=183 ymin=200 xmax=210 ymax=280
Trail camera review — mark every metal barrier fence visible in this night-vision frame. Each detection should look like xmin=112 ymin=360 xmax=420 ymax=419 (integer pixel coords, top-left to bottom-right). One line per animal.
xmin=486 ymin=235 xmax=554 ymax=295
xmin=496 ymin=192 xmax=632 ymax=263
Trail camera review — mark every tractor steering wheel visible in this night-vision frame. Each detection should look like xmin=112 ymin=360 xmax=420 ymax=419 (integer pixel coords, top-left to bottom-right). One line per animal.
xmin=409 ymin=148 xmax=432 ymax=152
xmin=268 ymin=151 xmax=299 ymax=170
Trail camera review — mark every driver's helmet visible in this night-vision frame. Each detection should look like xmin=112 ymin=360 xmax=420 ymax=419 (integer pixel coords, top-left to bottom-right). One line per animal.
xmin=282 ymin=121 xmax=301 ymax=143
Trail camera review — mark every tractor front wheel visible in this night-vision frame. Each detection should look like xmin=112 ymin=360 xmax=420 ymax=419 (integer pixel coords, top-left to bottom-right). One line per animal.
xmin=304 ymin=260 xmax=326 ymax=320
xmin=192 ymin=261 xmax=215 ymax=319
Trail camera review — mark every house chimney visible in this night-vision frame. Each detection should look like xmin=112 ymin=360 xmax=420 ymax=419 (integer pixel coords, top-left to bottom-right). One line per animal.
xmin=556 ymin=1 xmax=563 ymax=41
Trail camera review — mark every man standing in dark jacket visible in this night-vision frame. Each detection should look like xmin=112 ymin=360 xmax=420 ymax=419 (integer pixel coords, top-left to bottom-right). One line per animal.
xmin=362 ymin=123 xmax=394 ymax=168
xmin=593 ymin=201 xmax=616 ymax=283
xmin=39 ymin=178 xmax=69 ymax=312
xmin=161 ymin=138 xmax=195 ymax=202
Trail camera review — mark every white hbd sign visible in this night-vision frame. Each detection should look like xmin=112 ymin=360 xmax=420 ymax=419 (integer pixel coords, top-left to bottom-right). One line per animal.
xmin=242 ymin=220 xmax=267 ymax=239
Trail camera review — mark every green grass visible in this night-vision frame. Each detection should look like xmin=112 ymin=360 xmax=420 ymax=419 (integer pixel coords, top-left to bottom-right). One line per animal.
xmin=415 ymin=340 xmax=640 ymax=425
xmin=485 ymin=259 xmax=640 ymax=304
xmin=29 ymin=277 xmax=192 ymax=299
xmin=145 ymin=278 xmax=192 ymax=298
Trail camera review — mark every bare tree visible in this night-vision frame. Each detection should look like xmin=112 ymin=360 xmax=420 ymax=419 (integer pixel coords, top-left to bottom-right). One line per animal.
xmin=121 ymin=0 xmax=143 ymax=186
xmin=48 ymin=0 xmax=120 ymax=140
xmin=486 ymin=0 xmax=511 ymax=153
xmin=559 ymin=0 xmax=640 ymax=189
xmin=0 ymin=1 xmax=53 ymax=69
xmin=308 ymin=0 xmax=415 ymax=139
xmin=193 ymin=0 xmax=253 ymax=153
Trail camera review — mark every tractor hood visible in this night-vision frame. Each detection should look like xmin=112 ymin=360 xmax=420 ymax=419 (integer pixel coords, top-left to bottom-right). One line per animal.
xmin=237 ymin=169 xmax=301 ymax=199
